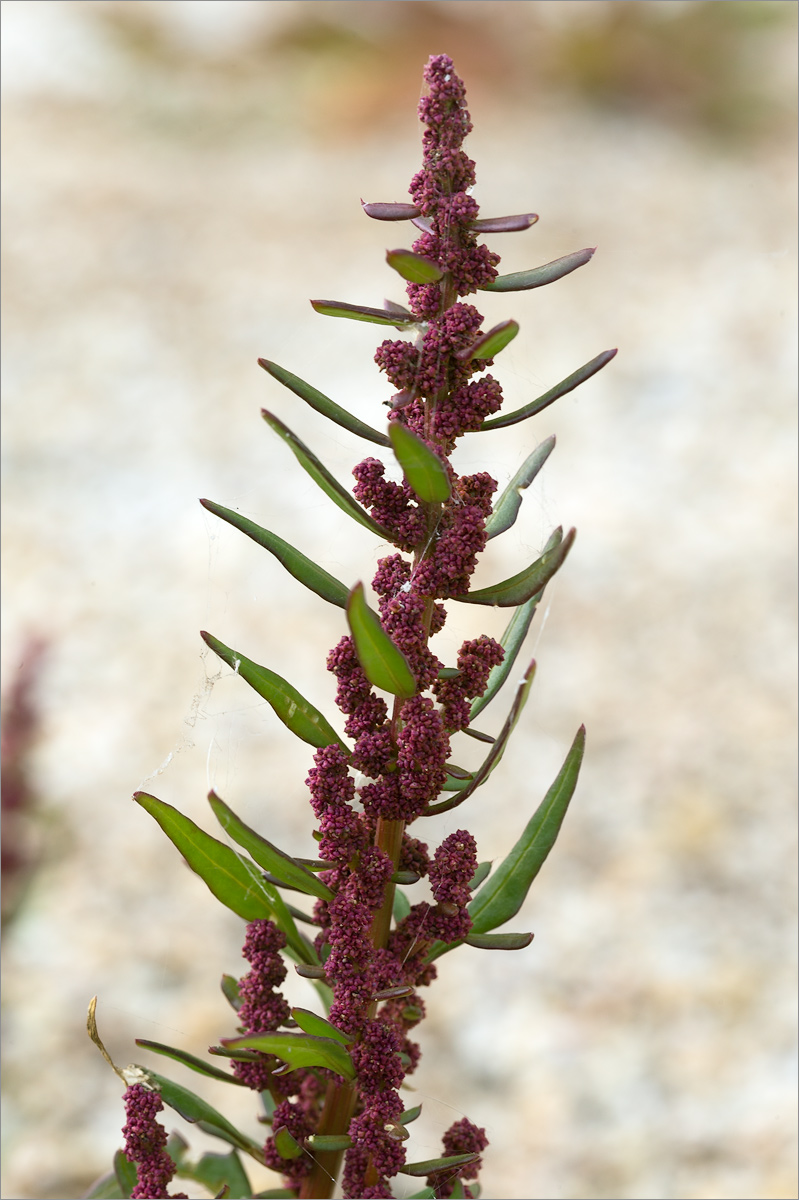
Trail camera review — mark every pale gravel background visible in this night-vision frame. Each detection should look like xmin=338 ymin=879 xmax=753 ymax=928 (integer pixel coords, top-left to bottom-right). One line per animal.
xmin=2 ymin=3 xmax=797 ymax=1199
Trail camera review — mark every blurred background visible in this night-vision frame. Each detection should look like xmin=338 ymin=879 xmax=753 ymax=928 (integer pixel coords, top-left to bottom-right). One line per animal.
xmin=2 ymin=2 xmax=796 ymax=1197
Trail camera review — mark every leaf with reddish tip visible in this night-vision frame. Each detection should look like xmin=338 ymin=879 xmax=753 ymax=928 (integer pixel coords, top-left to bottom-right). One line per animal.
xmin=386 ymin=249 xmax=443 ymax=284
xmin=346 ymin=582 xmax=416 ymax=698
xmin=258 ymin=359 xmax=390 ymax=447
xmin=460 ymin=526 xmax=575 ymax=607
xmin=459 ymin=319 xmax=519 ymax=362
xmin=388 ymin=421 xmax=451 ymax=503
xmin=220 ymin=1032 xmax=356 ymax=1081
xmin=465 ymin=931 xmax=534 ymax=950
xmin=481 ymin=246 xmax=596 ymax=291
xmin=208 ymin=793 xmax=334 ymax=902
xmin=133 ymin=792 xmax=273 ymax=922
xmin=485 ymin=436 xmax=556 ymax=540
xmin=310 ymin=299 xmax=416 ymax=327
xmin=481 ymin=348 xmax=617 ymax=430
xmin=201 ymin=631 xmax=348 ymax=752
xmin=468 ymin=725 xmax=586 ymax=934
xmin=200 ymin=500 xmax=349 ymax=608
xmin=470 ymin=213 xmax=538 ymax=233
xmin=261 ymin=409 xmax=393 ymax=539
xmin=362 ymin=201 xmax=421 ymax=220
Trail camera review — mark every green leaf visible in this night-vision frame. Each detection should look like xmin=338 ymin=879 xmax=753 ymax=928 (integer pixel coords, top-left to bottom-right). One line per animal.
xmin=200 ymin=500 xmax=349 ymax=608
xmin=425 ymin=660 xmax=536 ymax=816
xmin=85 ymin=1168 xmax=125 ymax=1199
xmin=386 ymin=248 xmax=443 ymax=283
xmin=290 ymin=1007 xmax=351 ymax=1045
xmin=201 ymin=631 xmax=348 ymax=753
xmin=468 ymin=725 xmax=586 ymax=934
xmin=481 ymin=348 xmax=617 ymax=430
xmin=464 ymin=931 xmax=534 ymax=950
xmin=458 ymin=526 xmax=575 ymax=607
xmin=346 ymin=582 xmax=416 ymax=698
xmin=400 ymin=1104 xmax=423 ymax=1125
xmin=388 ymin=422 xmax=451 ymax=503
xmin=484 ymin=437 xmax=556 ymax=540
xmin=261 ymin=409 xmax=393 ymax=539
xmin=305 ymin=1134 xmax=353 ymax=1151
xmin=113 ymin=1150 xmax=137 ymax=1199
xmin=260 ymin=877 xmax=320 ymax=966
xmin=221 ymin=974 xmax=242 ymax=1012
xmin=469 ymin=590 xmax=543 ymax=721
xmin=400 ymin=1152 xmax=479 ymax=1177
xmin=393 ymin=887 xmax=411 ymax=924
xmin=145 ymin=1068 xmax=266 ymax=1163
xmin=310 ymin=299 xmax=416 ymax=326
xmin=172 ymin=1145 xmax=253 ymax=1200
xmin=257 ymin=358 xmax=391 ymax=447
xmin=221 ymin=1032 xmax=356 ymax=1081
xmin=208 ymin=793 xmax=334 ymax=902
xmin=459 ymin=319 xmax=519 ymax=362
xmin=468 ymin=861 xmax=492 ymax=891
xmin=273 ymin=1127 xmax=304 ymax=1160
xmin=480 ymin=246 xmax=595 ymax=291
xmin=135 ymin=1039 xmax=246 ymax=1086
xmin=133 ymin=792 xmax=273 ymax=922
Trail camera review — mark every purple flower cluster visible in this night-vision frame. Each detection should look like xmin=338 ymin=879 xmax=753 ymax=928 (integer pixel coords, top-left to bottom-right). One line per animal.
xmin=122 ymin=1083 xmax=187 ymax=1200
xmin=232 ymin=919 xmax=291 ymax=1092
xmin=426 ymin=1117 xmax=489 ymax=1199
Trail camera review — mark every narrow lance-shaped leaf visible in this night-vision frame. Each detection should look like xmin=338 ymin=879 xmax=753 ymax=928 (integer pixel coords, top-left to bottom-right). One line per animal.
xmin=362 ymin=200 xmax=421 ymax=220
xmin=201 ymin=631 xmax=348 ymax=752
xmin=135 ymin=1039 xmax=246 ymax=1086
xmin=260 ymin=877 xmax=320 ymax=966
xmin=221 ymin=1031 xmax=356 ymax=1082
xmin=261 ymin=409 xmax=393 ymax=539
xmin=485 ymin=436 xmax=556 ymax=540
xmin=388 ymin=421 xmax=451 ymax=504
xmin=470 ymin=212 xmax=538 ymax=232
xmin=305 ymin=1134 xmax=354 ymax=1152
xmin=481 ymin=348 xmax=617 ymax=430
xmin=458 ymin=319 xmax=519 ymax=362
xmin=200 ymin=499 xmax=349 ymax=609
xmin=144 ymin=1068 xmax=266 ymax=1163
xmin=310 ymin=299 xmax=417 ymax=327
xmin=469 ymin=589 xmax=544 ymax=721
xmin=347 ymin=582 xmax=416 ymax=699
xmin=208 ymin=792 xmax=334 ymax=902
xmin=386 ymin=249 xmax=443 ymax=284
xmin=399 ymin=1154 xmax=479 ymax=1178
xmin=424 ymin=660 xmax=537 ymax=816
xmin=113 ymin=1150 xmax=137 ymax=1199
xmin=464 ymin=931 xmax=534 ymax=950
xmin=257 ymin=358 xmax=391 ymax=447
xmin=468 ymin=725 xmax=586 ymax=934
xmin=480 ymin=246 xmax=595 ymax=291
xmin=133 ymin=792 xmax=273 ymax=923
xmin=459 ymin=526 xmax=575 ymax=607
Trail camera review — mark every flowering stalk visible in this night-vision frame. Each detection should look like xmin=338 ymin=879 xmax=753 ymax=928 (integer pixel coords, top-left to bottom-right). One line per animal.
xmin=89 ymin=54 xmax=614 ymax=1200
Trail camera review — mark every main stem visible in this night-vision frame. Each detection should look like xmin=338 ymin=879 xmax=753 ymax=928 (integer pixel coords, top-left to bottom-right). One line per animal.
xmin=302 ymin=267 xmax=455 ymax=1200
